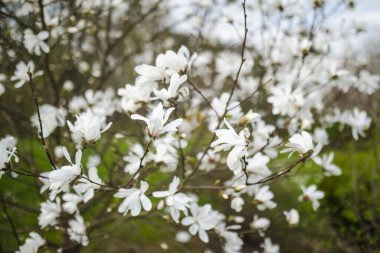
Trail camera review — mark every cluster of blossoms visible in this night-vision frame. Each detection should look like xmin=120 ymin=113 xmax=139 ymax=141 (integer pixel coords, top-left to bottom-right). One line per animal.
xmin=0 ymin=0 xmax=378 ymax=252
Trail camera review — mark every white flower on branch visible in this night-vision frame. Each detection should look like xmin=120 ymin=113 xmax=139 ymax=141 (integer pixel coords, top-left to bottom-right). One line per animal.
xmin=67 ymin=110 xmax=112 ymax=143
xmin=131 ymin=102 xmax=183 ymax=138
xmin=298 ymin=185 xmax=324 ymax=211
xmin=10 ymin=61 xmax=43 ymax=88
xmin=38 ymin=199 xmax=61 ymax=229
xmin=261 ymin=237 xmax=280 ymax=253
xmin=347 ymin=108 xmax=371 ymax=140
xmin=62 ymin=192 xmax=83 ymax=214
xmin=283 ymin=209 xmax=299 ymax=226
xmin=181 ymin=203 xmax=220 ymax=243
xmin=153 ymin=176 xmax=192 ymax=223
xmin=250 ymin=215 xmax=270 ymax=237
xmin=74 ymin=167 xmax=103 ymax=203
xmin=16 ymin=232 xmax=45 ymax=253
xmin=313 ymin=152 xmax=342 ymax=177
xmin=31 ymin=104 xmax=67 ymax=138
xmin=211 ymin=118 xmax=249 ymax=175
xmin=0 ymin=135 xmax=18 ymax=178
xmin=123 ymin=144 xmax=148 ymax=175
xmin=49 ymin=148 xmax=82 ymax=194
xmin=68 ymin=213 xmax=89 ymax=246
xmin=253 ymin=185 xmax=277 ymax=211
xmin=23 ymin=29 xmax=50 ymax=56
xmin=114 ymin=181 xmax=152 ymax=216
xmin=153 ymin=73 xmax=188 ymax=102
xmin=281 ymin=131 xmax=321 ymax=158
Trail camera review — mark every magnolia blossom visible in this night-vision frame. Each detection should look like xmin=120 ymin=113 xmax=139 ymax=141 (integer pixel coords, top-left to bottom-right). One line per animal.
xmin=68 ymin=213 xmax=89 ymax=246
xmin=214 ymin=223 xmax=244 ymax=253
xmin=181 ymin=204 xmax=220 ymax=243
xmin=211 ymin=118 xmax=249 ymax=174
xmin=114 ymin=181 xmax=152 ymax=216
xmin=253 ymin=185 xmax=277 ymax=211
xmin=298 ymin=185 xmax=324 ymax=211
xmin=49 ymin=148 xmax=82 ymax=194
xmin=281 ymin=131 xmax=321 ymax=158
xmin=23 ymin=29 xmax=50 ymax=55
xmin=261 ymin=238 xmax=280 ymax=253
xmin=62 ymin=193 xmax=83 ymax=214
xmin=153 ymin=176 xmax=192 ymax=223
xmin=153 ymin=73 xmax=188 ymax=102
xmin=74 ymin=167 xmax=102 ymax=202
xmin=38 ymin=199 xmax=61 ymax=228
xmin=67 ymin=110 xmax=112 ymax=143
xmin=250 ymin=215 xmax=270 ymax=237
xmin=31 ymin=104 xmax=67 ymax=138
xmin=283 ymin=209 xmax=300 ymax=226
xmin=0 ymin=136 xmax=18 ymax=178
xmin=131 ymin=102 xmax=183 ymax=138
xmin=347 ymin=108 xmax=371 ymax=140
xmin=16 ymin=232 xmax=45 ymax=253
xmin=313 ymin=152 xmax=342 ymax=176
xmin=123 ymin=144 xmax=147 ymax=174
xmin=10 ymin=61 xmax=43 ymax=88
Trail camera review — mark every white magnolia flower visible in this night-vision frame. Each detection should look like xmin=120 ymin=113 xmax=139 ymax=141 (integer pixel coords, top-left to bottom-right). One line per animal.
xmin=67 ymin=110 xmax=112 ymax=143
xmin=49 ymin=148 xmax=82 ymax=194
xmin=214 ymin=223 xmax=244 ymax=253
xmin=253 ymin=185 xmax=277 ymax=211
xmin=31 ymin=104 xmax=67 ymax=138
xmin=261 ymin=238 xmax=280 ymax=253
xmin=131 ymin=102 xmax=183 ymax=138
xmin=38 ymin=199 xmax=61 ymax=228
xmin=175 ymin=231 xmax=191 ymax=243
xmin=181 ymin=204 xmax=220 ymax=243
xmin=114 ymin=181 xmax=152 ymax=216
xmin=23 ymin=29 xmax=50 ymax=56
xmin=68 ymin=213 xmax=89 ymax=246
xmin=246 ymin=153 xmax=272 ymax=181
xmin=250 ymin=215 xmax=270 ymax=237
xmin=11 ymin=61 xmax=43 ymax=88
xmin=123 ymin=144 xmax=148 ymax=175
xmin=16 ymin=232 xmax=45 ymax=253
xmin=283 ymin=209 xmax=300 ymax=226
xmin=153 ymin=73 xmax=188 ymax=102
xmin=0 ymin=136 xmax=18 ymax=177
xmin=281 ymin=131 xmax=321 ymax=158
xmin=211 ymin=118 xmax=249 ymax=174
xmin=298 ymin=185 xmax=324 ymax=211
xmin=153 ymin=176 xmax=192 ymax=223
xmin=347 ymin=108 xmax=371 ymax=140
xmin=231 ymin=196 xmax=244 ymax=212
xmin=313 ymin=152 xmax=342 ymax=176
xmin=74 ymin=167 xmax=102 ymax=203
xmin=62 ymin=193 xmax=83 ymax=214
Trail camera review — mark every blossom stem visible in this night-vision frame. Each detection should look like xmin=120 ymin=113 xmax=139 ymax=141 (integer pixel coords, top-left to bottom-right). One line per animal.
xmin=125 ymin=139 xmax=152 ymax=187
xmin=27 ymin=72 xmax=58 ymax=170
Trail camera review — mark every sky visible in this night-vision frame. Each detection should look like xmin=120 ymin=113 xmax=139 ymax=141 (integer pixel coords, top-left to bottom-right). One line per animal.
xmin=336 ymin=0 xmax=380 ymax=50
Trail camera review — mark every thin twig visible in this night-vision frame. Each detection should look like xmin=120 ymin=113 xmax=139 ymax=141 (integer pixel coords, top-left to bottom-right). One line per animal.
xmin=247 ymin=150 xmax=314 ymax=186
xmin=27 ymin=72 xmax=57 ymax=170
xmin=185 ymin=0 xmax=248 ymax=182
xmin=0 ymin=190 xmax=21 ymax=246
xmin=124 ymin=140 xmax=152 ymax=187
xmin=188 ymin=79 xmax=220 ymax=118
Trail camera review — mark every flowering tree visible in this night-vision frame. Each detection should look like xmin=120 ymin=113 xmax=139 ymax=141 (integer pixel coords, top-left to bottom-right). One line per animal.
xmin=0 ymin=0 xmax=378 ymax=252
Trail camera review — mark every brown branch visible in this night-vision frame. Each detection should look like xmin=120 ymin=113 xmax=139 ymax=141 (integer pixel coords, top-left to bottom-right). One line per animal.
xmin=184 ymin=0 xmax=248 ymax=182
xmin=188 ymin=79 xmax=220 ymax=118
xmin=124 ymin=139 xmax=152 ymax=187
xmin=27 ymin=72 xmax=58 ymax=170
xmin=247 ymin=150 xmax=314 ymax=186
